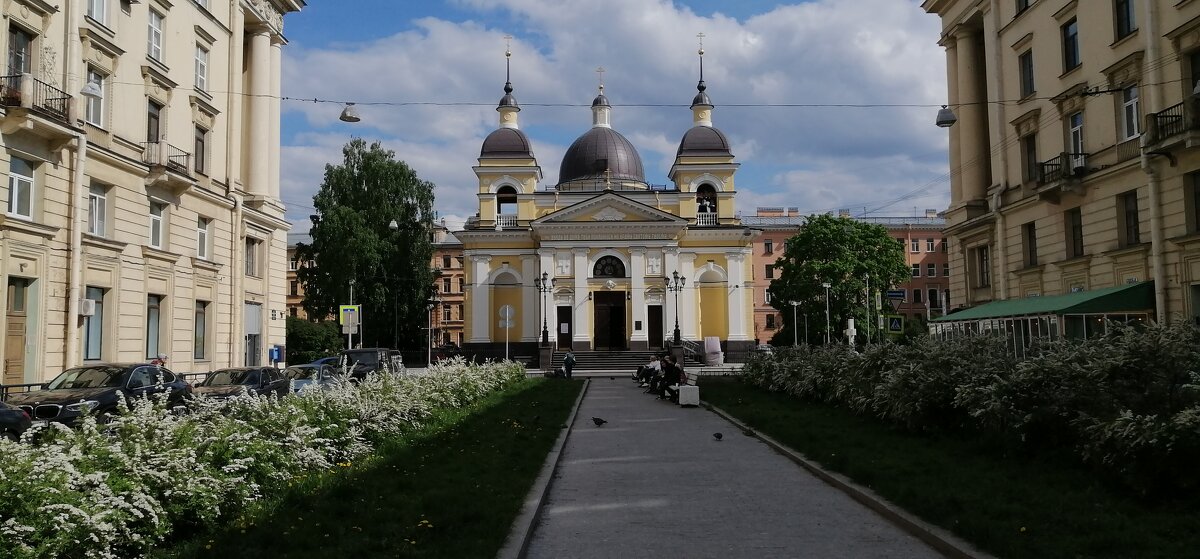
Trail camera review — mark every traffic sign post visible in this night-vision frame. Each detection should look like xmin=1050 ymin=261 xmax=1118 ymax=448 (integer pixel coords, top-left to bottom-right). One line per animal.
xmin=886 ymin=315 xmax=904 ymax=335
xmin=499 ymin=305 xmax=514 ymax=360
xmin=886 ymin=289 xmax=906 ymax=300
xmin=339 ymin=305 xmax=362 ymax=349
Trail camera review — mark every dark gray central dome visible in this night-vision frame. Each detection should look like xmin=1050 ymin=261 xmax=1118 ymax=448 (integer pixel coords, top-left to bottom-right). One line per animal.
xmin=558 ymin=127 xmax=645 ymax=185
xmin=677 ymin=126 xmax=732 ymax=157
xmin=480 ymin=128 xmax=533 ymax=159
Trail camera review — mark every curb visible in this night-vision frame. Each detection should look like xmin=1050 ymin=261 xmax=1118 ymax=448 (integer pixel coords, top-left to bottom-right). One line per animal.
xmin=497 ymin=379 xmax=590 ymax=559
xmin=705 ymin=402 xmax=995 ymax=559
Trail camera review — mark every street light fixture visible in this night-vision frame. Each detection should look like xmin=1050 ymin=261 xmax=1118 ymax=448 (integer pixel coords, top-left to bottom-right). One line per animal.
xmin=665 ymin=271 xmax=687 ymax=345
xmin=821 ymin=282 xmax=832 ymax=345
xmin=935 ymin=105 xmax=957 ymax=128
xmin=534 ymin=272 xmax=554 ymax=346
xmin=789 ymin=300 xmax=800 ymax=347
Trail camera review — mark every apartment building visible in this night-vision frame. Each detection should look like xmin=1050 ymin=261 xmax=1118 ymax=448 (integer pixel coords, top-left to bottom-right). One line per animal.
xmin=286 ymin=232 xmax=312 ymax=320
xmin=431 ymin=221 xmax=464 ymax=347
xmin=742 ymin=208 xmax=947 ymax=343
xmin=1 ymin=0 xmax=303 ymax=384
xmin=923 ymin=0 xmax=1200 ymax=334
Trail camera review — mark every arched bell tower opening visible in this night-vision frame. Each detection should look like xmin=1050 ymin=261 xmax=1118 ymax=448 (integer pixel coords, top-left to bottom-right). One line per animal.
xmin=496 ymin=186 xmax=518 ymax=226
xmin=696 ymin=183 xmax=717 ymax=214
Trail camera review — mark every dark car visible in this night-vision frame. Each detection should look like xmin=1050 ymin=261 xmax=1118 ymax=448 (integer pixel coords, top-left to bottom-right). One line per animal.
xmin=432 ymin=343 xmax=461 ymax=363
xmin=193 ymin=367 xmax=289 ymax=400
xmin=284 ymin=363 xmax=339 ymax=393
xmin=0 ymin=401 xmax=32 ymax=441
xmin=7 ymin=363 xmax=192 ymax=427
xmin=309 ymin=356 xmax=339 ymax=367
xmin=339 ymin=348 xmax=392 ymax=381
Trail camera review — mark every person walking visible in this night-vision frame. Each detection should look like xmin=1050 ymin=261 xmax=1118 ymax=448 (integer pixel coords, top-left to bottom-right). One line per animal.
xmin=563 ymin=350 xmax=576 ymax=379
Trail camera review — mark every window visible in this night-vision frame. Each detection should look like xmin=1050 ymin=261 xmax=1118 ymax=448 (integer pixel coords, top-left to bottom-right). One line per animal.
xmin=7 ymin=157 xmax=34 ymax=219
xmin=7 ymin=26 xmax=33 ymax=76
xmin=83 ymin=286 xmax=105 ymax=361
xmin=765 ymin=290 xmax=772 ymax=304
xmin=194 ymin=301 xmax=208 ymax=360
xmin=929 ymin=289 xmax=941 ymax=309
xmin=1021 ymin=134 xmax=1039 ymax=183
xmin=87 ymin=184 xmax=107 ymax=237
xmin=895 ymin=237 xmax=904 ymax=247
xmin=1065 ymin=207 xmax=1084 ymax=258
xmin=1016 ymin=0 xmax=1030 ymax=14
xmin=245 ymin=238 xmax=260 ymax=277
xmin=289 ymin=307 xmax=298 ymax=318
xmin=1121 ymin=86 xmax=1140 ymax=140
xmin=146 ymin=294 xmax=162 ymax=359
xmin=1023 ymin=222 xmax=1038 ymax=267
xmin=911 ymin=264 xmax=921 ymax=277
xmin=1121 ymin=190 xmax=1141 ymax=246
xmin=87 ymin=0 xmax=108 ymax=24
xmin=1019 ymin=50 xmax=1035 ymax=97
xmin=927 ymin=263 xmax=937 ymax=277
xmin=289 ymin=281 xmax=298 ymax=296
xmin=442 ymin=304 xmax=451 ymax=321
xmin=194 ymin=0 xmax=210 ymax=9
xmin=976 ymin=246 xmax=991 ymax=287
xmin=196 ymin=217 xmax=210 ymax=259
xmin=926 ymin=238 xmax=935 ymax=252
xmin=458 ymin=278 xmax=464 ymax=293
xmin=442 ymin=255 xmax=451 ymax=269
xmin=942 ymin=240 xmax=948 ymax=253
xmin=148 ymin=10 xmax=164 ymax=61
xmin=765 ymin=315 xmax=776 ymax=329
xmin=442 ymin=277 xmax=451 ymax=293
xmin=913 ymin=289 xmax=923 ymax=304
xmin=592 ymin=255 xmax=626 ymax=278
xmin=147 ymin=100 xmax=162 ymax=142
xmin=85 ymin=67 xmax=105 ymax=126
xmin=1067 ymin=112 xmax=1084 ymax=168
xmin=764 ymin=265 xmax=774 ymax=280
xmin=1062 ymin=18 xmax=1080 ymax=71
xmin=194 ymin=126 xmax=207 ymax=175
xmin=943 ymin=264 xmax=950 ymax=277
xmin=194 ymin=45 xmax=208 ymax=91
xmin=1115 ymin=0 xmax=1136 ymax=40
xmin=764 ymin=240 xmax=773 ymax=254
xmin=149 ymin=202 xmax=165 ymax=248
xmin=944 ymin=290 xmax=951 ymax=310
xmin=910 ymin=239 xmax=920 ymax=253
xmin=457 ymin=304 xmax=463 ymax=320
xmin=288 ymin=260 xmax=298 ymax=271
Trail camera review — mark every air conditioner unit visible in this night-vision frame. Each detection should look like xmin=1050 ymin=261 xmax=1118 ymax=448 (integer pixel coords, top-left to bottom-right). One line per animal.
xmin=79 ymin=299 xmax=97 ymax=316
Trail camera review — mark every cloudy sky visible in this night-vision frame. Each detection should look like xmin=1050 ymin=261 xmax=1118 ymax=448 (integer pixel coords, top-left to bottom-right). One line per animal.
xmin=279 ymin=0 xmax=950 ymax=232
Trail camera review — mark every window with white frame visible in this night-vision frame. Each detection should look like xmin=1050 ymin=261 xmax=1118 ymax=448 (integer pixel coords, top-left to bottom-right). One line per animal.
xmin=194 ymin=125 xmax=207 ymax=175
xmin=765 ymin=314 xmax=776 ymax=329
xmin=87 ymin=184 xmax=107 ymax=237
xmin=146 ymin=294 xmax=162 ymax=358
xmin=6 ymin=157 xmax=34 ymax=219
xmin=1115 ymin=0 xmax=1136 ymax=40
xmin=148 ymin=10 xmax=164 ymax=61
xmin=196 ymin=216 xmax=210 ymax=259
xmin=943 ymin=264 xmax=950 ymax=277
xmin=910 ymin=239 xmax=919 ymax=253
xmin=764 ymin=290 xmax=772 ymax=304
xmin=911 ymin=263 xmax=920 ymax=277
xmin=926 ymin=238 xmax=935 ymax=252
xmin=927 ymin=263 xmax=936 ymax=277
xmin=194 ymin=300 xmax=208 ymax=360
xmin=288 ymin=259 xmax=298 ymax=271
xmin=87 ymin=0 xmax=108 ymax=24
xmin=1121 ymin=85 xmax=1140 ymax=140
xmin=929 ymin=289 xmax=940 ymax=309
xmin=245 ymin=237 xmax=260 ymax=277
xmin=194 ymin=44 xmax=208 ymax=91
xmin=149 ymin=202 xmax=166 ymax=248
xmin=1068 ymin=111 xmax=1084 ymax=168
xmin=83 ymin=286 xmax=105 ymax=361
xmin=85 ymin=66 xmax=106 ymax=127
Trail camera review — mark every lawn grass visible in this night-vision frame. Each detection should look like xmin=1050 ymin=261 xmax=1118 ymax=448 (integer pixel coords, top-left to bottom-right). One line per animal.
xmin=157 ymin=378 xmax=583 ymax=559
xmin=702 ymin=378 xmax=1200 ymax=559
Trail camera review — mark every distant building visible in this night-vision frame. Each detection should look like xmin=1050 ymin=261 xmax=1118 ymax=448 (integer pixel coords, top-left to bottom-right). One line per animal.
xmin=286 ymin=233 xmax=313 ymax=320
xmin=431 ymin=221 xmax=465 ymax=347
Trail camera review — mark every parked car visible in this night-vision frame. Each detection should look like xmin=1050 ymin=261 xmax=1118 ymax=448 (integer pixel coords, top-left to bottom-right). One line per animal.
xmin=7 ymin=363 xmax=192 ymax=427
xmin=339 ymin=348 xmax=393 ymax=381
xmin=284 ymin=363 xmax=339 ymax=393
xmin=432 ymin=343 xmax=462 ymax=363
xmin=754 ymin=344 xmax=775 ymax=353
xmin=309 ymin=356 xmax=339 ymax=367
xmin=193 ymin=367 xmax=289 ymax=400
xmin=0 ymin=401 xmax=32 ymax=441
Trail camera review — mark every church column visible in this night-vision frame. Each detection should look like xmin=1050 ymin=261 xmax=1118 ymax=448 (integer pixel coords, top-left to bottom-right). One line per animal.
xmin=955 ymin=26 xmax=989 ymax=203
xmin=663 ymin=247 xmax=679 ymax=343
xmin=726 ymin=251 xmax=750 ymax=341
xmin=268 ymin=37 xmax=283 ymax=200
xmin=679 ymin=253 xmax=698 ymax=340
xmin=630 ymin=247 xmax=648 ymax=349
xmin=521 ymin=255 xmax=538 ymax=342
xmin=469 ymin=255 xmax=492 ymax=343
xmin=572 ymin=248 xmax=591 ymax=350
xmin=246 ymin=28 xmax=271 ymax=196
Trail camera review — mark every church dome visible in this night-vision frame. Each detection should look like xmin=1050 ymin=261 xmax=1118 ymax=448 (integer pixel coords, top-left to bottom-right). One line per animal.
xmin=677 ymin=125 xmax=732 ymax=157
xmin=480 ymin=127 xmax=534 ymax=159
xmin=558 ymin=127 xmax=645 ymax=185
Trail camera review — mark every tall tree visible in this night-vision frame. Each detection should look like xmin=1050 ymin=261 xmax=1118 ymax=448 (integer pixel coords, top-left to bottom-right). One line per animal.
xmin=296 ymin=139 xmax=437 ymax=351
xmin=767 ymin=214 xmax=909 ymax=345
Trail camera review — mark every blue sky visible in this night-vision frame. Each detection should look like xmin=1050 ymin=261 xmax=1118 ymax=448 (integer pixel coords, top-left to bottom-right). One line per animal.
xmin=278 ymin=0 xmax=948 ymax=231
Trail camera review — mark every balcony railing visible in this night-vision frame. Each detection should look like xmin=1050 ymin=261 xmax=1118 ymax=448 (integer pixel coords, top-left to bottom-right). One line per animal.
xmin=544 ymin=180 xmax=676 ymax=193
xmin=0 ymin=74 xmax=71 ymax=123
xmin=1148 ymin=100 xmax=1200 ymax=145
xmin=495 ymin=214 xmax=518 ymax=229
xmin=1038 ymin=152 xmax=1088 ymax=184
xmin=695 ymin=212 xmax=718 ymax=227
xmin=141 ymin=141 xmax=192 ymax=175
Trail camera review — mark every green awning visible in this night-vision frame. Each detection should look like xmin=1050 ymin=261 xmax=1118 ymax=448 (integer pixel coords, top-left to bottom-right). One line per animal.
xmin=933 ymin=281 xmax=1155 ymax=322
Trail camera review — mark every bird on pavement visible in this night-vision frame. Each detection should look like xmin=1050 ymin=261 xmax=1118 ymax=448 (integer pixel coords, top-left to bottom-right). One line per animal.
xmin=591 ymin=417 xmax=608 ymax=427
xmin=713 ymin=432 xmax=723 ymax=441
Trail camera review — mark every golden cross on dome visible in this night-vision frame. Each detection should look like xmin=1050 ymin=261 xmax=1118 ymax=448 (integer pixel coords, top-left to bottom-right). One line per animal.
xmin=596 ymin=66 xmax=605 ymax=92
xmin=504 ymin=34 xmax=512 ymax=57
xmin=697 ymin=32 xmax=705 ymax=55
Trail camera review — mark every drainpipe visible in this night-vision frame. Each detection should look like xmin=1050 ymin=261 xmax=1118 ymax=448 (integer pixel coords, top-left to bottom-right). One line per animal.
xmin=64 ymin=132 xmax=87 ymax=368
xmin=1142 ymin=0 xmax=1167 ymax=323
xmin=992 ymin=190 xmax=1007 ymax=299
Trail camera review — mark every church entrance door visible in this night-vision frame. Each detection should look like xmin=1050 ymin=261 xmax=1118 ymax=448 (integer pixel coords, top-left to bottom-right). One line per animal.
xmin=556 ymin=307 xmax=572 ymax=350
xmin=592 ymin=292 xmax=626 ymax=350
xmin=647 ymin=305 xmax=663 ymax=349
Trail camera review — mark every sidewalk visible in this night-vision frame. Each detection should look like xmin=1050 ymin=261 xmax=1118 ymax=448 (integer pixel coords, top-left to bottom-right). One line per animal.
xmin=520 ymin=379 xmax=943 ymax=559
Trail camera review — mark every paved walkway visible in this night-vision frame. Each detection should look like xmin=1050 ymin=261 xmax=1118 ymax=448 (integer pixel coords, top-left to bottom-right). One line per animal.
xmin=523 ymin=379 xmax=943 ymax=559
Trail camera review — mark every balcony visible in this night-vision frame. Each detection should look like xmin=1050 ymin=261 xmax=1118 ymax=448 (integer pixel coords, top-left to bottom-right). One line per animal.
xmin=1037 ymin=152 xmax=1088 ymax=202
xmin=0 ymin=74 xmax=77 ymax=144
xmin=141 ymin=141 xmax=196 ymax=193
xmin=1146 ymin=99 xmax=1200 ymax=150
xmin=695 ymin=212 xmax=718 ymax=227
xmin=495 ymin=214 xmax=518 ymax=230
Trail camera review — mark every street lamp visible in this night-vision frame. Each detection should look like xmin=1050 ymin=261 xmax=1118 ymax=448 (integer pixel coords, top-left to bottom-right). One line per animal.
xmin=822 ymin=282 xmax=832 ymax=345
xmin=665 ymin=271 xmax=687 ymax=345
xmin=789 ymin=300 xmax=800 ymax=347
xmin=864 ymin=273 xmax=871 ymax=344
xmin=534 ymin=272 xmax=554 ymax=346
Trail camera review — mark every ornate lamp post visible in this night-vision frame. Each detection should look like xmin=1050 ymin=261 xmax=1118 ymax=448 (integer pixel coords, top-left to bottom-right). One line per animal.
xmin=534 ymin=272 xmax=554 ymax=346
xmin=822 ymin=282 xmax=832 ymax=345
xmin=789 ymin=300 xmax=800 ymax=347
xmin=665 ymin=271 xmax=686 ymax=344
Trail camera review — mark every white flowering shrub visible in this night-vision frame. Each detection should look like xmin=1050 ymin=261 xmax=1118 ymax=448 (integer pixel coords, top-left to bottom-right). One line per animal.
xmin=0 ymin=359 xmax=525 ymax=559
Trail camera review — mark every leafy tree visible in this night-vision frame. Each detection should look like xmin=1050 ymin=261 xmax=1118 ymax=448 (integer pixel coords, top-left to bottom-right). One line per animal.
xmin=285 ymin=317 xmax=343 ymax=364
xmin=767 ymin=214 xmax=909 ymax=345
xmin=296 ymin=139 xmax=437 ymax=351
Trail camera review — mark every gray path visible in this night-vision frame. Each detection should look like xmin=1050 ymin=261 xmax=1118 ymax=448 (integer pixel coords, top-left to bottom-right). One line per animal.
xmin=523 ymin=379 xmax=943 ymax=559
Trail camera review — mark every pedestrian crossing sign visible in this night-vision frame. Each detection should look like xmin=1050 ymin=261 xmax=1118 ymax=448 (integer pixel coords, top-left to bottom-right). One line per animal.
xmin=886 ymin=315 xmax=903 ymax=334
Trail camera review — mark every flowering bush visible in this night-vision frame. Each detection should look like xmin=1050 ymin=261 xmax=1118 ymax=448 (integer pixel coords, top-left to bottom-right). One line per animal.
xmin=741 ymin=322 xmax=1200 ymax=495
xmin=0 ymin=358 xmax=525 ymax=559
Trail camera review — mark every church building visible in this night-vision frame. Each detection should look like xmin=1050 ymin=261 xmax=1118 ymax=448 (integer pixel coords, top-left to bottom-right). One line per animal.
xmin=456 ymin=48 xmax=758 ymax=358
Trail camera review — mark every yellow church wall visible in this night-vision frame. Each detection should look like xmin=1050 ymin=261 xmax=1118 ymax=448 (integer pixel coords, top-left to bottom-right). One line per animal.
xmin=490 ymin=285 xmax=524 ymax=341
xmin=698 ymin=285 xmax=729 ymax=339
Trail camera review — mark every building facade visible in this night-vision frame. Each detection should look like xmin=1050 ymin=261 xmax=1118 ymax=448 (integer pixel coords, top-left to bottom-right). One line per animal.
xmin=923 ymin=0 xmax=1200 ymax=327
xmin=431 ymin=221 xmax=465 ymax=347
xmin=1 ymin=0 xmax=302 ymax=384
xmin=456 ymin=59 xmax=757 ymax=356
xmin=286 ymin=232 xmax=312 ymax=320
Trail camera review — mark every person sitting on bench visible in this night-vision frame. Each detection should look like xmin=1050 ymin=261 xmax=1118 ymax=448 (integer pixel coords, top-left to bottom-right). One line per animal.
xmin=636 ymin=355 xmax=660 ymax=386
xmin=657 ymin=356 xmax=682 ymax=401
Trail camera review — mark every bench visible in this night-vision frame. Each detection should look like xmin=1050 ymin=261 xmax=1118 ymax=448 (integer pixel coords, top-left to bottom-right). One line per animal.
xmin=675 ymin=370 xmax=700 ymax=407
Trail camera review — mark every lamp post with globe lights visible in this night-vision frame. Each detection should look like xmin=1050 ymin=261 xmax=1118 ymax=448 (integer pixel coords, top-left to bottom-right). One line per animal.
xmin=822 ymin=282 xmax=832 ymax=344
xmin=665 ymin=271 xmax=687 ymax=345
xmin=534 ymin=272 xmax=554 ymax=345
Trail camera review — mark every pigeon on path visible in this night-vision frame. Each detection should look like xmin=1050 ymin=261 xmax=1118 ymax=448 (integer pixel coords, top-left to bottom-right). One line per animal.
xmin=591 ymin=417 xmax=608 ymax=427
xmin=713 ymin=432 xmax=723 ymax=441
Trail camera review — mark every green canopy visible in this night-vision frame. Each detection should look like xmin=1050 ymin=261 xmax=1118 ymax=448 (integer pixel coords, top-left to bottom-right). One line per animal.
xmin=933 ymin=281 xmax=1155 ymax=322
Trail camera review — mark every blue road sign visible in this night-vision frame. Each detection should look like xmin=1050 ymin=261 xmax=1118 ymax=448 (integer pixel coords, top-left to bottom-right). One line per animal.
xmin=886 ymin=289 xmax=906 ymax=300
xmin=887 ymin=316 xmax=904 ymax=333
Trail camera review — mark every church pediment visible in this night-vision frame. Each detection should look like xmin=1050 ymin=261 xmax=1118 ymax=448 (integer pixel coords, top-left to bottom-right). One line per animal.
xmin=532 ymin=192 xmax=685 ymax=225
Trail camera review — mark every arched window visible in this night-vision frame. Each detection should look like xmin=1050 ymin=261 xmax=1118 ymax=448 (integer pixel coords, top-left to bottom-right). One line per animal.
xmin=696 ymin=183 xmax=717 ymax=213
xmin=592 ymin=255 xmax=626 ymax=278
xmin=497 ymin=186 xmax=518 ymax=216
